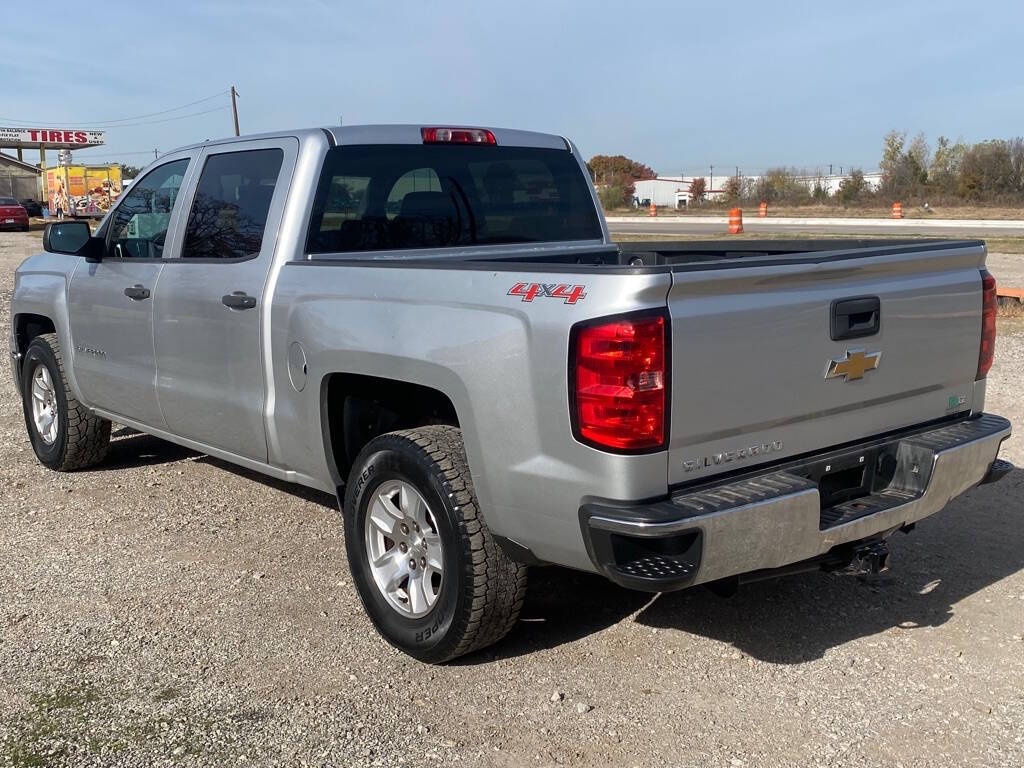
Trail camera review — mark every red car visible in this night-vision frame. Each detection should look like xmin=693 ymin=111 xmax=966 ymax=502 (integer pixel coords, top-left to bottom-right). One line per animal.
xmin=0 ymin=196 xmax=29 ymax=231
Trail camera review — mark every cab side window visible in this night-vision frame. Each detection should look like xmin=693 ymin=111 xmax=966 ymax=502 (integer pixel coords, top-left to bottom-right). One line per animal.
xmin=107 ymin=159 xmax=190 ymax=259
xmin=181 ymin=149 xmax=284 ymax=260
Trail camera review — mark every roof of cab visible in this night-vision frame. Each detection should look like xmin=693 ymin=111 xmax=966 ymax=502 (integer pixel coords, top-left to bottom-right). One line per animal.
xmin=326 ymin=124 xmax=569 ymax=150
xmin=168 ymin=124 xmax=570 ymax=155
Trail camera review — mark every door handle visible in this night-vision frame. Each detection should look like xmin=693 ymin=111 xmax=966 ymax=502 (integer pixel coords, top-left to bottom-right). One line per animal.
xmin=124 ymin=284 xmax=151 ymax=301
xmin=222 ymin=291 xmax=257 ymax=310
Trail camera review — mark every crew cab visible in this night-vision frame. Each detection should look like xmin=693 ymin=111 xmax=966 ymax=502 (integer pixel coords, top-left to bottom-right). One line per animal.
xmin=9 ymin=125 xmax=1013 ymax=662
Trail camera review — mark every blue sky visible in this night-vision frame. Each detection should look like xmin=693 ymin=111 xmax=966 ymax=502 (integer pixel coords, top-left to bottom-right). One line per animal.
xmin=2 ymin=0 xmax=1019 ymax=174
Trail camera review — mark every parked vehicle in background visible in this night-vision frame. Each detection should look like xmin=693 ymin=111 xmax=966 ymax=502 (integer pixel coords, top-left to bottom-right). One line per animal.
xmin=20 ymin=199 xmax=42 ymax=217
xmin=8 ymin=125 xmax=1014 ymax=663
xmin=0 ymin=197 xmax=29 ymax=231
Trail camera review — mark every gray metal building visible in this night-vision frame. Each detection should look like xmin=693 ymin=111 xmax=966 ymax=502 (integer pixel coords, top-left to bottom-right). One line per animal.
xmin=0 ymin=153 xmax=42 ymax=201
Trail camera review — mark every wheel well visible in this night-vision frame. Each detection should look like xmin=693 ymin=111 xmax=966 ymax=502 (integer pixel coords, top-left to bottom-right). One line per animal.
xmin=14 ymin=314 xmax=56 ymax=354
xmin=325 ymin=373 xmax=460 ymax=483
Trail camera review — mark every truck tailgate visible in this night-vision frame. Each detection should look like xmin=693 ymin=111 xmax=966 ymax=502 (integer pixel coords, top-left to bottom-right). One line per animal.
xmin=667 ymin=242 xmax=987 ymax=485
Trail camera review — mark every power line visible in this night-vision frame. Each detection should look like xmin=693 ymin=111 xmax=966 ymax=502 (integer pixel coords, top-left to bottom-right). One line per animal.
xmin=0 ymin=90 xmax=229 ymax=127
xmin=93 ymin=106 xmax=229 ymax=129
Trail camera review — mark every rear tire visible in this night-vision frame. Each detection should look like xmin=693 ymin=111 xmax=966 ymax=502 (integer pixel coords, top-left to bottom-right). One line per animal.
xmin=21 ymin=333 xmax=110 ymax=471
xmin=343 ymin=426 xmax=527 ymax=663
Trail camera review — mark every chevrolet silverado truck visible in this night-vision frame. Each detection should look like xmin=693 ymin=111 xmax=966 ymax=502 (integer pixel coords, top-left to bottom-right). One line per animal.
xmin=9 ymin=125 xmax=1014 ymax=662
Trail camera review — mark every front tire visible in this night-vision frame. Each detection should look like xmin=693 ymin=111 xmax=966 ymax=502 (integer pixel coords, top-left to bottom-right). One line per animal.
xmin=20 ymin=333 xmax=110 ymax=471
xmin=343 ymin=426 xmax=527 ymax=663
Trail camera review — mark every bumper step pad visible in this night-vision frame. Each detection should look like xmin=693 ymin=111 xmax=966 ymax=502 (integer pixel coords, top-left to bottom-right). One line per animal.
xmin=582 ymin=414 xmax=1011 ymax=592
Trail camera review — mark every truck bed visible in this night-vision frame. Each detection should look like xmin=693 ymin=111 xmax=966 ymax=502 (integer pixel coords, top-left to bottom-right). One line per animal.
xmin=306 ymin=238 xmax=983 ymax=270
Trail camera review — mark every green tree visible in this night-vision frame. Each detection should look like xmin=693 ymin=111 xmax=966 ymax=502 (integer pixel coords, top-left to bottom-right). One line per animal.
xmin=754 ymin=168 xmax=810 ymax=204
xmin=837 ymin=169 xmax=868 ymax=203
xmin=958 ymin=140 xmax=1015 ymax=200
xmin=597 ymin=185 xmax=628 ymax=210
xmin=929 ymin=136 xmax=966 ymax=196
xmin=722 ymin=175 xmax=743 ymax=204
xmin=879 ymin=130 xmax=929 ymax=200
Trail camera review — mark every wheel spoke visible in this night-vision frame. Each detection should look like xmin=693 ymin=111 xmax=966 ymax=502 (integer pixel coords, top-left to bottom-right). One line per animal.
xmin=31 ymin=380 xmax=46 ymax=401
xmin=37 ymin=411 xmax=54 ymax=433
xmin=377 ymin=554 xmax=407 ymax=594
xmin=408 ymin=574 xmax=428 ymax=614
xmin=368 ymin=502 xmax=397 ymax=536
xmin=377 ymin=491 xmax=405 ymax=522
xmin=40 ymin=367 xmax=52 ymax=389
xmin=425 ymin=548 xmax=443 ymax=571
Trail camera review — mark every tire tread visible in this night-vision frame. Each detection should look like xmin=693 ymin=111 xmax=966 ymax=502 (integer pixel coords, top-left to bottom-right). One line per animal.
xmin=349 ymin=426 xmax=527 ymax=662
xmin=29 ymin=333 xmax=110 ymax=471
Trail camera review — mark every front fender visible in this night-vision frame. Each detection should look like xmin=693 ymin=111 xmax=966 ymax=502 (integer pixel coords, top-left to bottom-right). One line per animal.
xmin=11 ymin=253 xmax=83 ymax=401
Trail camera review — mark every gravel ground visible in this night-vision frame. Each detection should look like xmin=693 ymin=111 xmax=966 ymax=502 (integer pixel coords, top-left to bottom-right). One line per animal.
xmin=986 ymin=252 xmax=1024 ymax=290
xmin=1 ymin=230 xmax=1022 ymax=768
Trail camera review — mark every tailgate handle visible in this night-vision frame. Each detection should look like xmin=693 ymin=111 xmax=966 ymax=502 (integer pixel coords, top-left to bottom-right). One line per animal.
xmin=831 ymin=296 xmax=880 ymax=341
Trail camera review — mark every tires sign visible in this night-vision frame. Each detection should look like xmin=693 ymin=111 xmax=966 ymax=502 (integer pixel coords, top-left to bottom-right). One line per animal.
xmin=0 ymin=127 xmax=106 ymax=149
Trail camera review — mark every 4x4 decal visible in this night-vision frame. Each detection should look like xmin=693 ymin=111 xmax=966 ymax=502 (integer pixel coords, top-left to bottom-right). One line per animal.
xmin=508 ymin=282 xmax=587 ymax=304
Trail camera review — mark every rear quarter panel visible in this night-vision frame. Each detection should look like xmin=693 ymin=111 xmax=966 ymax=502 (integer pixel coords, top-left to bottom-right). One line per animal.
xmin=269 ymin=261 xmax=672 ymax=570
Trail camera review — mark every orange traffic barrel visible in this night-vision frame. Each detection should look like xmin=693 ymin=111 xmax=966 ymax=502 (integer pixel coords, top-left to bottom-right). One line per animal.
xmin=758 ymin=201 xmax=768 ymax=218
xmin=728 ymin=208 xmax=743 ymax=234
xmin=891 ymin=202 xmax=903 ymax=219
xmin=648 ymin=200 xmax=657 ymax=217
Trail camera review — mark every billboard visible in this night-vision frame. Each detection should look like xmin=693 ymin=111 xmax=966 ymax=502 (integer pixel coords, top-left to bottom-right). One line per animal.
xmin=46 ymin=165 xmax=123 ymax=217
xmin=0 ymin=127 xmax=105 ymax=149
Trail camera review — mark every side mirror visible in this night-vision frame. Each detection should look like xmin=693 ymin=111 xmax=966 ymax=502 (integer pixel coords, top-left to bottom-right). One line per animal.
xmin=43 ymin=221 xmax=103 ymax=261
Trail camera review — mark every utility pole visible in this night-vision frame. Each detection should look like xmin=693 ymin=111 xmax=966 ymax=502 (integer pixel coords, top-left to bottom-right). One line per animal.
xmin=709 ymin=165 xmax=714 ymax=193
xmin=230 ymin=86 xmax=240 ymax=137
xmin=153 ymin=149 xmax=159 ymax=160
xmin=829 ymin=163 xmax=833 ymax=176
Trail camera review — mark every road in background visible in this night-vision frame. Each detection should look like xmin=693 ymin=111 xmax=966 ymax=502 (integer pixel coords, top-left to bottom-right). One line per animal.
xmin=607 ymin=215 xmax=1024 ymax=239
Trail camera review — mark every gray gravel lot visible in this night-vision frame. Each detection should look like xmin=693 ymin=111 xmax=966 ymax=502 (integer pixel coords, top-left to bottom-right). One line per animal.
xmin=1 ymin=230 xmax=1022 ymax=768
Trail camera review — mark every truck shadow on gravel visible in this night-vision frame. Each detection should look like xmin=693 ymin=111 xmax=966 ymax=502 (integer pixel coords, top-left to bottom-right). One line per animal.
xmin=101 ymin=429 xmax=337 ymax=507
xmin=491 ymin=471 xmax=1024 ymax=665
xmin=98 ymin=431 xmax=1023 ymax=666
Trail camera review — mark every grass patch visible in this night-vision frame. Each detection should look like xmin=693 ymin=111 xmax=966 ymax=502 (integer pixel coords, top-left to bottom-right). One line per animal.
xmin=1 ymin=682 xmax=218 ymax=766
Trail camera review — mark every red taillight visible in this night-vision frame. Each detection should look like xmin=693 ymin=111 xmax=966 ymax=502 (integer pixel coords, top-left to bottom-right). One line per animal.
xmin=571 ymin=312 xmax=668 ymax=452
xmin=977 ymin=270 xmax=997 ymax=379
xmin=421 ymin=127 xmax=496 ymax=145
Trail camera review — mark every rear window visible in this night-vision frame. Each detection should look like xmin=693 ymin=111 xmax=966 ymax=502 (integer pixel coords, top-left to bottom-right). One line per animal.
xmin=0 ymin=197 xmax=18 ymax=206
xmin=307 ymin=144 xmax=601 ymax=254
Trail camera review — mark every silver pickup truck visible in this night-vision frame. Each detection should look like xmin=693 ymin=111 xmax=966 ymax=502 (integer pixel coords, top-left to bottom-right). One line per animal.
xmin=9 ymin=125 xmax=1013 ymax=662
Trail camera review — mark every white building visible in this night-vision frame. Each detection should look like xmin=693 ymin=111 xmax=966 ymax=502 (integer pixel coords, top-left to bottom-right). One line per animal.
xmin=632 ymin=171 xmax=883 ymax=208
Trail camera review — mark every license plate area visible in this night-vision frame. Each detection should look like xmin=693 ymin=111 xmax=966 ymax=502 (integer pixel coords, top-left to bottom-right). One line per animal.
xmin=787 ymin=440 xmax=933 ymax=529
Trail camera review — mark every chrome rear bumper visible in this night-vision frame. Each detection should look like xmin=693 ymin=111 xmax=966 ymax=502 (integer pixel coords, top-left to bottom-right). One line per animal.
xmin=581 ymin=414 xmax=1012 ymax=591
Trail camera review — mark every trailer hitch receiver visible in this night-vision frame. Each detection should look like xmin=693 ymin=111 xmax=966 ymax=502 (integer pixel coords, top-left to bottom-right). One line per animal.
xmin=831 ymin=541 xmax=890 ymax=576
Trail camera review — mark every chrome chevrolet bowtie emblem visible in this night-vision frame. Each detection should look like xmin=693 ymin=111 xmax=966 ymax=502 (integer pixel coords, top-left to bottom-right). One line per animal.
xmin=825 ymin=348 xmax=881 ymax=381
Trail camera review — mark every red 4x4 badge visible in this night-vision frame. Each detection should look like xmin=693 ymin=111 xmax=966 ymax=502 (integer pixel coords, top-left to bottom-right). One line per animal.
xmin=507 ymin=282 xmax=587 ymax=305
